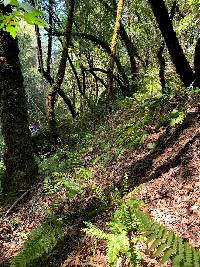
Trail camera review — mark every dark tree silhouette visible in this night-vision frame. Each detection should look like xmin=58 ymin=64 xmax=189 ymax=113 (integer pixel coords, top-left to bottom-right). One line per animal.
xmin=0 ymin=5 xmax=38 ymax=192
xmin=148 ymin=0 xmax=194 ymax=87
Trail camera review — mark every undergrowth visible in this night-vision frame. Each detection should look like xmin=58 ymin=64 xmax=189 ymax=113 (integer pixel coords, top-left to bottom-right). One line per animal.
xmin=84 ymin=196 xmax=200 ymax=267
xmin=11 ymin=216 xmax=64 ymax=267
xmin=9 ymin=85 xmax=200 ymax=266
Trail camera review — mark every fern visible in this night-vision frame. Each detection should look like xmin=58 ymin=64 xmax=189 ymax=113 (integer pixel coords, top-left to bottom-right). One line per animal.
xmin=84 ymin=198 xmax=200 ymax=267
xmin=84 ymin=221 xmax=141 ymax=267
xmin=84 ymin=198 xmax=142 ymax=267
xmin=132 ymin=201 xmax=200 ymax=266
xmin=11 ymin=217 xmax=64 ymax=267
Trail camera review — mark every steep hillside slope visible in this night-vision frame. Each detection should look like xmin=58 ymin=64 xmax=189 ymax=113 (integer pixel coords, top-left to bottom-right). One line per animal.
xmin=0 ymin=96 xmax=199 ymax=266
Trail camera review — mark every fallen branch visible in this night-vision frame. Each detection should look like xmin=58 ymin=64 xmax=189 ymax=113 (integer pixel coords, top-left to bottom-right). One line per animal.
xmin=4 ymin=190 xmax=30 ymax=217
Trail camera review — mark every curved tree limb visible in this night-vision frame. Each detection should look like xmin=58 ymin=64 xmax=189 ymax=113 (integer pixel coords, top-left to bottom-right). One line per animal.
xmin=85 ymin=68 xmax=124 ymax=90
xmin=54 ymin=31 xmax=130 ymax=94
xmin=148 ymin=0 xmax=194 ymax=87
xmin=30 ymin=0 xmax=76 ymax=118
xmin=47 ymin=0 xmax=75 ymax=143
xmin=157 ymin=1 xmax=177 ymax=93
xmin=99 ymin=0 xmax=140 ymax=83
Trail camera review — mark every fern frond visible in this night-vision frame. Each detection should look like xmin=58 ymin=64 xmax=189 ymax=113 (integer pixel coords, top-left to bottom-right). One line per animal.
xmin=83 ymin=221 xmax=109 ymax=240
xmin=153 ymin=243 xmax=169 ymax=257
xmin=148 ymin=238 xmax=163 ymax=252
xmin=84 ymin=198 xmax=200 ymax=267
xmin=11 ymin=217 xmax=64 ymax=267
xmin=193 ymin=249 xmax=200 ymax=267
xmin=160 ymin=248 xmax=176 ymax=264
xmin=172 ymin=254 xmax=183 ymax=266
xmin=184 ymin=242 xmax=193 ymax=266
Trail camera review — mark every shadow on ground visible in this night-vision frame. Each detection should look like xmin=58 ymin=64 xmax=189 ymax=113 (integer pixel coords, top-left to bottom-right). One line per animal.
xmin=1 ymin=110 xmax=199 ymax=267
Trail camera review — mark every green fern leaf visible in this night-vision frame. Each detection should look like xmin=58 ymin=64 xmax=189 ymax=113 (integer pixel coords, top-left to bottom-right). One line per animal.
xmin=107 ymin=232 xmax=130 ymax=266
xmin=184 ymin=242 xmax=193 ymax=266
xmin=162 ymin=229 xmax=170 ymax=243
xmin=160 ymin=248 xmax=175 ymax=264
xmin=83 ymin=198 xmax=200 ymax=267
xmin=166 ymin=232 xmax=175 ymax=247
xmin=12 ymin=218 xmax=64 ymax=266
xmin=172 ymin=254 xmax=183 ymax=266
xmin=149 ymin=222 xmax=160 ymax=233
xmin=153 ymin=243 xmax=169 ymax=257
xmin=84 ymin=221 xmax=109 ymax=240
xmin=193 ymin=249 xmax=200 ymax=267
xmin=157 ymin=226 xmax=165 ymax=239
xmin=148 ymin=238 xmax=163 ymax=252
xmin=177 ymin=237 xmax=184 ymax=255
xmin=172 ymin=236 xmax=179 ymax=252
xmin=146 ymin=233 xmax=156 ymax=244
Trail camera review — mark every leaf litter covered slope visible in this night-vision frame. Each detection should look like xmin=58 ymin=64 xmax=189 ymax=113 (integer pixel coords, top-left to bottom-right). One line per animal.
xmin=0 ymin=98 xmax=200 ymax=266
xmin=60 ymin=108 xmax=200 ymax=266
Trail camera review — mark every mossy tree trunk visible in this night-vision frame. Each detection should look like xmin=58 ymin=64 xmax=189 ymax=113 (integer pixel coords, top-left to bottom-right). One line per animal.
xmin=0 ymin=5 xmax=38 ymax=192
xmin=99 ymin=0 xmax=138 ymax=94
xmin=193 ymin=38 xmax=200 ymax=87
xmin=107 ymin=0 xmax=125 ymax=102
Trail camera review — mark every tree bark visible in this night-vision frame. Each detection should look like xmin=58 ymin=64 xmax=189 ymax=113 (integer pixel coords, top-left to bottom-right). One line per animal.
xmin=31 ymin=0 xmax=76 ymax=119
xmin=157 ymin=43 xmax=166 ymax=93
xmin=112 ymin=0 xmax=138 ymax=84
xmin=0 ymin=5 xmax=38 ymax=192
xmin=157 ymin=1 xmax=177 ymax=93
xmin=46 ymin=0 xmax=75 ymax=143
xmin=148 ymin=0 xmax=194 ymax=87
xmin=193 ymin=37 xmax=200 ymax=87
xmin=46 ymin=0 xmax=54 ymax=79
xmin=100 ymin=0 xmax=139 ymax=86
xmin=107 ymin=0 xmax=125 ymax=101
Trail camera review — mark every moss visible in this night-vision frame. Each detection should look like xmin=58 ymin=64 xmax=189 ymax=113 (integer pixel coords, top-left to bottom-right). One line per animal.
xmin=0 ymin=24 xmax=38 ymax=193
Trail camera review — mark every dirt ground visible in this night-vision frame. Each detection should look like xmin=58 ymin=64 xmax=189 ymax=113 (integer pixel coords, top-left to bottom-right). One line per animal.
xmin=0 ymin=109 xmax=199 ymax=266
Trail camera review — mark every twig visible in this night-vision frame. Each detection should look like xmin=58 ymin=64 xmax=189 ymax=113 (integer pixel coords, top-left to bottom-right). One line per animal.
xmin=4 ymin=190 xmax=30 ymax=217
xmin=181 ymin=218 xmax=198 ymax=235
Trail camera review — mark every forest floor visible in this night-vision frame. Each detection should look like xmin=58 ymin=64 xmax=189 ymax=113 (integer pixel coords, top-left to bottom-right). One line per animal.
xmin=0 ymin=99 xmax=200 ymax=266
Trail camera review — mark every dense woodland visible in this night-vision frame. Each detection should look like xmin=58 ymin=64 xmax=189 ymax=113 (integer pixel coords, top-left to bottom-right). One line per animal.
xmin=0 ymin=0 xmax=200 ymax=266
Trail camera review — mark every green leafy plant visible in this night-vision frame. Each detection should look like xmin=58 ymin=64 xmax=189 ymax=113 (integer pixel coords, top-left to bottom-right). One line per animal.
xmin=135 ymin=209 xmax=200 ymax=266
xmin=0 ymin=0 xmax=46 ymax=38
xmin=44 ymin=172 xmax=82 ymax=197
xmin=160 ymin=109 xmax=186 ymax=126
xmin=84 ymin=197 xmax=200 ymax=267
xmin=11 ymin=217 xmax=64 ymax=267
xmin=75 ymin=167 xmax=94 ymax=180
xmin=84 ymin=221 xmax=142 ymax=267
xmin=84 ymin=198 xmax=142 ymax=267
xmin=116 ymin=123 xmax=147 ymax=150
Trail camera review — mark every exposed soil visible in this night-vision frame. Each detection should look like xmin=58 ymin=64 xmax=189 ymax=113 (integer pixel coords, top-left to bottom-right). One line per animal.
xmin=0 ymin=107 xmax=199 ymax=266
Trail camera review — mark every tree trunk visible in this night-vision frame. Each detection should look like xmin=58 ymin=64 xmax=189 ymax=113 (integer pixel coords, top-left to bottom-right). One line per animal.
xmin=46 ymin=0 xmax=54 ymax=79
xmin=0 ymin=5 xmax=38 ymax=192
xmin=107 ymin=0 xmax=125 ymax=102
xmin=46 ymin=0 xmax=75 ymax=143
xmin=99 ymin=0 xmax=139 ymax=90
xmin=148 ymin=0 xmax=194 ymax=87
xmin=193 ymin=38 xmax=200 ymax=87
xmin=113 ymin=0 xmax=138 ymax=85
xmin=157 ymin=43 xmax=166 ymax=93
xmin=157 ymin=2 xmax=177 ymax=94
